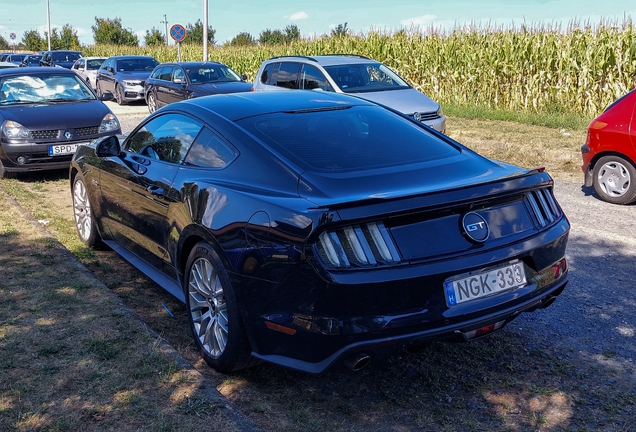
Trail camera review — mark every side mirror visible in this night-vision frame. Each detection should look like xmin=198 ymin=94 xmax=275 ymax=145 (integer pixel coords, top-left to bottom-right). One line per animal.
xmin=240 ymin=74 xmax=248 ymax=82
xmin=95 ymin=136 xmax=121 ymax=157
xmin=173 ymin=77 xmax=184 ymax=85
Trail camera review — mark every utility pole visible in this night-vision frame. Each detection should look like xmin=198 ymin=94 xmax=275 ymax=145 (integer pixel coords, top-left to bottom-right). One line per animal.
xmin=203 ymin=0 xmax=208 ymax=61
xmin=161 ymin=14 xmax=169 ymax=45
xmin=46 ymin=0 xmax=51 ymax=50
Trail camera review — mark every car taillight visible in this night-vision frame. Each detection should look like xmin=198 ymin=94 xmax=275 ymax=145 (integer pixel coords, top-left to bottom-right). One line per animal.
xmin=315 ymin=222 xmax=401 ymax=268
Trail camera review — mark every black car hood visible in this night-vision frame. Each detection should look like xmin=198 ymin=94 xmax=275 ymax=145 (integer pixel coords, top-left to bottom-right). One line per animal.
xmin=297 ymin=151 xmax=530 ymax=207
xmin=189 ymin=81 xmax=253 ymax=95
xmin=0 ymin=100 xmax=111 ymax=129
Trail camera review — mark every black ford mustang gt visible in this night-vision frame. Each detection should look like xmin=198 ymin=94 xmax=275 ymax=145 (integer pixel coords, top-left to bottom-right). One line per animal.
xmin=70 ymin=91 xmax=569 ymax=374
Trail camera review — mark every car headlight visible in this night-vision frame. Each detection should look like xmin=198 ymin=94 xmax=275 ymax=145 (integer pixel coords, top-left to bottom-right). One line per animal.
xmin=99 ymin=114 xmax=120 ymax=133
xmin=122 ymin=80 xmax=142 ymax=87
xmin=1 ymin=120 xmax=32 ymax=140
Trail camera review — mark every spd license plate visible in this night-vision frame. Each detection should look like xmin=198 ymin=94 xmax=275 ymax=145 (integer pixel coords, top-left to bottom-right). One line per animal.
xmin=444 ymin=262 xmax=526 ymax=306
xmin=48 ymin=143 xmax=80 ymax=156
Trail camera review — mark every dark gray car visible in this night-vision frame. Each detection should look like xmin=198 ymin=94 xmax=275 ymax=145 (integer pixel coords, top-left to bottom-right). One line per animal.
xmin=96 ymin=55 xmax=159 ymax=105
xmin=252 ymin=55 xmax=446 ymax=133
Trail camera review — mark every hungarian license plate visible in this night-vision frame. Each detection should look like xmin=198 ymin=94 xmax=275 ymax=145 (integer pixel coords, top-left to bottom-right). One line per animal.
xmin=48 ymin=143 xmax=80 ymax=156
xmin=444 ymin=261 xmax=526 ymax=306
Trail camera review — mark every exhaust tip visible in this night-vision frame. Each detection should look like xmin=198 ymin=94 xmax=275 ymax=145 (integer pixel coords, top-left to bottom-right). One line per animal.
xmin=343 ymin=352 xmax=372 ymax=371
xmin=540 ymin=296 xmax=557 ymax=309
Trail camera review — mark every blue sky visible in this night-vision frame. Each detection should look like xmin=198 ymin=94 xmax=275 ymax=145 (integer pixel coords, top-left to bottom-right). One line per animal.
xmin=2 ymin=0 xmax=636 ymax=46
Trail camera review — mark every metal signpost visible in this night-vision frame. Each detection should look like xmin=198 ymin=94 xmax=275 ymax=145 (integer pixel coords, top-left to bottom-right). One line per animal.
xmin=170 ymin=24 xmax=187 ymax=62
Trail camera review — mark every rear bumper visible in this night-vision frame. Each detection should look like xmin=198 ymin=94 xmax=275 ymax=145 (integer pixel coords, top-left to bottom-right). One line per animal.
xmin=252 ymin=276 xmax=568 ymax=374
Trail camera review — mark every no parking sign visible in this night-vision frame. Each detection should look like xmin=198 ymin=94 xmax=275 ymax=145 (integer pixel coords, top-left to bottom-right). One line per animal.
xmin=170 ymin=24 xmax=186 ymax=43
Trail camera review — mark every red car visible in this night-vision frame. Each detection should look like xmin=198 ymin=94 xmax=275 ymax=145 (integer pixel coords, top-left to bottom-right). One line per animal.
xmin=582 ymin=89 xmax=636 ymax=204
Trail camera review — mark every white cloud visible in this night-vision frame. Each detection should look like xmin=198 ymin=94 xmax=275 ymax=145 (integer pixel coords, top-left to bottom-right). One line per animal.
xmin=400 ymin=14 xmax=437 ymax=27
xmin=290 ymin=11 xmax=308 ymax=20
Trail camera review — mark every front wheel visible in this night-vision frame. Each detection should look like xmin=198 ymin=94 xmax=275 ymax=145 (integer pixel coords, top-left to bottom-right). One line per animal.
xmin=115 ymin=84 xmax=126 ymax=105
xmin=184 ymin=242 xmax=256 ymax=373
xmin=592 ymin=155 xmax=636 ymax=205
xmin=0 ymin=159 xmax=17 ymax=179
xmin=147 ymin=92 xmax=157 ymax=113
xmin=72 ymin=176 xmax=103 ymax=248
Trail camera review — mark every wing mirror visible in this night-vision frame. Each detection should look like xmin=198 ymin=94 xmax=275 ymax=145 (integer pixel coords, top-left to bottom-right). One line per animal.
xmin=240 ymin=74 xmax=248 ymax=82
xmin=95 ymin=136 xmax=121 ymax=157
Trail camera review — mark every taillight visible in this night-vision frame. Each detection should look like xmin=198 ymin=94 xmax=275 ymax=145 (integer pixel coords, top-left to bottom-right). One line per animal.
xmin=315 ymin=222 xmax=401 ymax=268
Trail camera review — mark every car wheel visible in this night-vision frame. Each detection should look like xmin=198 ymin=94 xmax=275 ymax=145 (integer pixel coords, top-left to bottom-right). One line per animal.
xmin=147 ymin=92 xmax=156 ymax=113
xmin=115 ymin=84 xmax=126 ymax=105
xmin=185 ymin=242 xmax=256 ymax=373
xmin=592 ymin=155 xmax=636 ymax=204
xmin=72 ymin=176 xmax=103 ymax=248
xmin=0 ymin=159 xmax=17 ymax=179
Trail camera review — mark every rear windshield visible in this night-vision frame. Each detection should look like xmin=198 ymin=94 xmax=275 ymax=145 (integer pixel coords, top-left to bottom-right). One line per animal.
xmin=236 ymin=106 xmax=458 ymax=172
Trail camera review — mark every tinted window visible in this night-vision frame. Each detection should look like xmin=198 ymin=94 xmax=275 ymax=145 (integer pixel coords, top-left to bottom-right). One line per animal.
xmin=173 ymin=67 xmax=185 ymax=81
xmin=324 ymin=63 xmax=409 ymax=93
xmin=158 ymin=66 xmax=174 ymax=81
xmin=300 ymin=64 xmax=333 ymax=91
xmin=236 ymin=106 xmax=458 ymax=171
xmin=126 ymin=113 xmax=203 ymax=164
xmin=52 ymin=52 xmax=80 ymax=62
xmin=184 ymin=127 xmax=236 ymax=168
xmin=86 ymin=59 xmax=104 ymax=70
xmin=116 ymin=58 xmax=158 ymax=72
xmin=275 ymin=62 xmax=300 ymax=89
xmin=260 ymin=63 xmax=274 ymax=84
xmin=185 ymin=65 xmax=239 ymax=83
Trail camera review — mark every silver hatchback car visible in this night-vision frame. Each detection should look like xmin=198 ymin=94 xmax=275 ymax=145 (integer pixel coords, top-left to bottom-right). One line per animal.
xmin=252 ymin=55 xmax=446 ymax=133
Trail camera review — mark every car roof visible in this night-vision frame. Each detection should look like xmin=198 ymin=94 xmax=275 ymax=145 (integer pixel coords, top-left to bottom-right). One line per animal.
xmin=157 ymin=61 xmax=226 ymax=67
xmin=0 ymin=66 xmax=76 ymax=76
xmin=107 ymin=55 xmax=156 ymax=60
xmin=267 ymin=55 xmax=377 ymax=67
xmin=175 ymin=89 xmax=376 ymax=121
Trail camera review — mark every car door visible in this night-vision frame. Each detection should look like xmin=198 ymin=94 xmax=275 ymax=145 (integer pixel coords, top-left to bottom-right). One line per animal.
xmin=97 ymin=113 xmax=203 ymax=270
xmin=154 ymin=66 xmax=174 ymax=108
xmin=170 ymin=66 xmax=187 ymax=104
xmin=98 ymin=58 xmax=116 ymax=94
xmin=71 ymin=58 xmax=84 ymax=79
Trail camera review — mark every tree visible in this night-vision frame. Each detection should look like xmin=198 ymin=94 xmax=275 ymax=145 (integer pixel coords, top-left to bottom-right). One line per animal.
xmin=22 ymin=30 xmax=45 ymax=51
xmin=145 ymin=28 xmax=165 ymax=46
xmin=228 ymin=32 xmax=256 ymax=46
xmin=92 ymin=17 xmax=139 ymax=46
xmin=259 ymin=29 xmax=285 ymax=45
xmin=284 ymin=24 xmax=301 ymax=41
xmin=183 ymin=20 xmax=216 ymax=45
xmin=0 ymin=35 xmax=9 ymax=50
xmin=59 ymin=24 xmax=81 ymax=50
xmin=331 ymin=22 xmax=350 ymax=37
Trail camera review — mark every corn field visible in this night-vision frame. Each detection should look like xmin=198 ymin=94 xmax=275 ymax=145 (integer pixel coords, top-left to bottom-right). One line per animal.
xmin=83 ymin=20 xmax=636 ymax=117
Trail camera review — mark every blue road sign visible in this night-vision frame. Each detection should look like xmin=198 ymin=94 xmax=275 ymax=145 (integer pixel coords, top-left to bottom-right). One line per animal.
xmin=170 ymin=24 xmax=186 ymax=43
xmin=9 ymin=32 xmax=17 ymax=41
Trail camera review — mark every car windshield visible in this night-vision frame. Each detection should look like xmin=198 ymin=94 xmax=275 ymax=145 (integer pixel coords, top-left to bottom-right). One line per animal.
xmin=323 ymin=63 xmax=410 ymax=93
xmin=52 ymin=52 xmax=81 ymax=62
xmin=87 ymin=59 xmax=105 ymax=70
xmin=116 ymin=58 xmax=159 ymax=72
xmin=237 ymin=105 xmax=458 ymax=172
xmin=0 ymin=74 xmax=96 ymax=105
xmin=185 ymin=65 xmax=241 ymax=83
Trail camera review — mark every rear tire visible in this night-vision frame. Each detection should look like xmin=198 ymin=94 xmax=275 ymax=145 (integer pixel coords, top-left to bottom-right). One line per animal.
xmin=184 ymin=242 xmax=257 ymax=373
xmin=592 ymin=155 xmax=636 ymax=205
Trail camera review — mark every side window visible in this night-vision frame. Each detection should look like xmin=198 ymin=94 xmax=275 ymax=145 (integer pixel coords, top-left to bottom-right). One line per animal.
xmin=184 ymin=128 xmax=237 ymax=168
xmin=275 ymin=62 xmax=300 ymax=89
xmin=300 ymin=64 xmax=334 ymax=91
xmin=158 ymin=66 xmax=173 ymax=81
xmin=126 ymin=113 xmax=203 ymax=165
xmin=173 ymin=67 xmax=185 ymax=82
xmin=260 ymin=63 xmax=274 ymax=84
